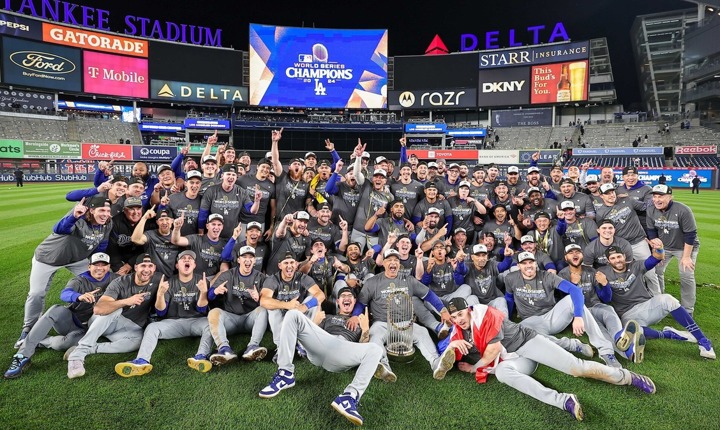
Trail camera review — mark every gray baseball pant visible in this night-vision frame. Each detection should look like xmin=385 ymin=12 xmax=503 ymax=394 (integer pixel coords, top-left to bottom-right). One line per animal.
xmin=630 ymin=240 xmax=661 ymax=295
xmin=588 ymin=303 xmax=624 ymax=353
xmin=494 ymin=335 xmax=632 ymax=410
xmin=619 ymin=294 xmax=681 ymax=326
xmin=350 ymin=229 xmax=379 ymax=253
xmin=136 ymin=318 xmax=209 ymax=362
xmin=68 ymin=308 xmax=143 ymax=361
xmin=369 ymin=321 xmax=440 ymax=371
xmin=268 ymin=297 xmax=318 ymax=348
xmin=466 ymin=296 xmax=510 ymax=317
xmin=23 ymin=257 xmax=89 ymax=330
xmin=19 ymin=305 xmax=84 ymax=357
xmin=519 ymin=296 xmax=615 ymax=356
xmin=653 ymin=247 xmax=699 ymax=314
xmin=278 ymin=310 xmax=383 ymax=399
xmin=204 ymin=307 xmax=268 ymax=350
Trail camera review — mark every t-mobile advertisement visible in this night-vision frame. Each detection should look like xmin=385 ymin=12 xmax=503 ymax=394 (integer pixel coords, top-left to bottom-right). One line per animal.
xmin=530 ymin=60 xmax=588 ymax=104
xmin=83 ymin=51 xmax=148 ymax=98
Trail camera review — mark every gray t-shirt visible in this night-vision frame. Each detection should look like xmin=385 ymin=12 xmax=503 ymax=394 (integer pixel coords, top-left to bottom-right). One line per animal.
xmin=582 ymin=237 xmax=633 ymax=268
xmin=504 ymin=270 xmax=564 ymax=319
xmin=275 ymin=171 xmax=309 ymax=221
xmin=66 ymin=272 xmax=118 ymax=324
xmin=562 ymin=218 xmax=598 ymax=250
xmin=352 ymin=183 xmax=394 ymax=234
xmin=35 ymin=216 xmax=113 ymax=266
xmin=320 ymin=313 xmax=361 ymax=342
xmin=167 ymin=193 xmax=201 ymax=236
xmin=424 ymin=261 xmax=458 ymax=296
xmin=307 ymin=219 xmax=342 ymax=251
xmin=143 ymin=229 xmax=181 ymax=278
xmin=329 ymin=180 xmax=361 ymax=230
xmin=595 ymin=198 xmax=647 ymax=245
xmin=163 ymin=274 xmax=205 ymax=319
xmin=266 ymin=233 xmax=311 ymax=275
xmin=103 ymin=273 xmax=161 ymax=327
xmin=358 ymin=273 xmax=430 ymax=323
xmin=447 ymin=196 xmax=477 ymax=232
xmin=556 ymin=192 xmax=595 ymax=218
xmin=646 ymin=201 xmax=699 ymax=251
xmin=262 ymin=272 xmax=317 ymax=303
xmin=212 ymin=268 xmax=265 ymax=315
xmin=390 ymin=180 xmax=424 ymax=219
xmin=558 ymin=265 xmax=601 ymax=307
xmin=200 ymin=183 xmax=252 ymax=238
xmin=598 ymin=260 xmax=653 ymax=317
xmin=185 ymin=234 xmax=227 ymax=276
xmin=463 ymin=262 xmax=505 ymax=304
xmin=237 ymin=175 xmax=275 ymax=224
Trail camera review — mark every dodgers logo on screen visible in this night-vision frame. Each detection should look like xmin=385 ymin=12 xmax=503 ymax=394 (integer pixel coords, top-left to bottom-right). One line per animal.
xmin=285 ymin=44 xmax=353 ymax=97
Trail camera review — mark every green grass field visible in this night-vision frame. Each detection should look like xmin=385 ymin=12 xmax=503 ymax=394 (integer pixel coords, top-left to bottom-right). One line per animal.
xmin=0 ymin=183 xmax=718 ymax=430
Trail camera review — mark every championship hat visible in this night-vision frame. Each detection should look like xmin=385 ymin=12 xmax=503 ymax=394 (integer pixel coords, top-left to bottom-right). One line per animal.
xmin=90 ymin=253 xmax=110 ymax=264
xmin=564 ymin=244 xmax=582 ymax=254
xmin=177 ymin=250 xmax=196 ymax=260
xmin=651 ymin=184 xmax=672 ymax=195
xmin=517 ymin=251 xmax=536 ymax=262
xmin=447 ymin=297 xmax=469 ymax=314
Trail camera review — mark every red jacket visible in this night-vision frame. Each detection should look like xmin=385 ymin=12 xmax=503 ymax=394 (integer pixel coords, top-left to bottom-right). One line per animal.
xmin=449 ymin=305 xmax=505 ymax=384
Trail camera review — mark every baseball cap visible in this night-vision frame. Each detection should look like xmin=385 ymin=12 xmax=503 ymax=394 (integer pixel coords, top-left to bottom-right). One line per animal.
xmin=157 ymin=164 xmax=173 ymax=174
xmin=90 ymin=253 xmax=110 ymax=265
xmin=599 ymin=183 xmax=616 ymax=194
xmin=424 ymin=182 xmax=438 ymax=190
xmin=598 ymin=218 xmax=615 ymax=227
xmin=560 ymin=200 xmax=576 ymax=210
xmin=318 ymin=159 xmax=331 ymax=167
xmin=521 ymin=235 xmax=535 ymax=244
xmin=337 ymin=286 xmax=356 ymax=297
xmin=527 ymin=187 xmax=542 ymax=195
xmin=517 ymin=251 xmax=536 ymax=262
xmin=186 ymin=170 xmax=202 ymax=180
xmin=585 ymin=174 xmax=598 ymax=183
xmin=448 ymin=163 xmax=460 ymax=170
xmin=208 ymin=213 xmax=224 ymax=223
xmin=373 ymin=169 xmax=387 ymax=177
xmin=527 ymin=166 xmax=540 ymax=173
xmin=127 ymin=177 xmax=145 ymax=186
xmin=447 ymin=297 xmax=469 ymax=314
xmin=157 ymin=210 xmax=171 ymax=219
xmin=472 ymin=244 xmax=488 ymax=254
xmin=426 ymin=207 xmax=442 ymax=216
xmin=177 ymin=250 xmax=196 ymax=260
xmin=289 ymin=157 xmax=303 ymax=165
xmin=111 ymin=175 xmax=128 ymax=184
xmin=454 ymin=228 xmax=467 ymax=235
xmin=239 ymin=245 xmax=256 ymax=256
xmin=383 ymin=248 xmax=401 ymax=259
xmin=305 ymin=152 xmax=317 ymax=159
xmin=135 ymin=253 xmax=154 ymax=265
xmin=375 ymin=156 xmax=387 ymax=164
xmin=202 ymin=155 xmax=217 ymax=164
xmin=560 ymin=178 xmax=575 ymax=186
xmin=507 ymin=166 xmax=519 ymax=174
xmin=605 ymin=245 xmax=624 ymax=258
xmin=123 ymin=197 xmax=143 ymax=208
xmin=361 ymin=151 xmax=370 ymax=159
xmin=247 ymin=221 xmax=262 ymax=231
xmin=565 ymin=244 xmax=582 ymax=254
xmin=86 ymin=196 xmax=111 ymax=209
xmin=294 ymin=211 xmax=310 ymax=220
xmin=184 ymin=157 xmax=197 ymax=165
xmin=257 ymin=158 xmax=272 ymax=167
xmin=473 ymin=165 xmax=485 ymax=172
xmin=238 ymin=151 xmax=250 ymax=157
xmin=622 ymin=166 xmax=639 ymax=175
xmin=311 ymin=237 xmax=326 ymax=247
xmin=428 ymin=162 xmax=439 ymax=169
xmin=221 ymin=164 xmax=237 ymax=174
xmin=550 ymin=165 xmax=563 ymax=172
xmin=651 ymin=184 xmax=672 ymax=195
xmin=534 ymin=211 xmax=551 ymax=220
xmin=495 ymin=181 xmax=508 ymax=188
xmin=432 ymin=240 xmax=446 ymax=249
xmin=458 ymin=180 xmax=471 ymax=188
xmin=280 ymin=251 xmax=296 ymax=262
xmin=264 ymin=151 xmax=273 ymax=159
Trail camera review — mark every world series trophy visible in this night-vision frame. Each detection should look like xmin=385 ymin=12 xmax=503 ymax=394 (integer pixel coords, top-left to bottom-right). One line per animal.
xmin=385 ymin=289 xmax=415 ymax=363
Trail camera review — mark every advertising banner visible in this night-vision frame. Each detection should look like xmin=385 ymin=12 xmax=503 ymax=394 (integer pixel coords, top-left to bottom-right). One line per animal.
xmin=478 ymin=150 xmax=520 ymax=164
xmin=491 ymin=107 xmax=553 ymax=127
xmin=404 ymin=123 xmax=447 ymax=133
xmin=530 ymin=60 xmax=588 ymax=104
xmin=249 ymin=24 xmax=388 ymax=108
xmin=572 ymin=147 xmax=664 ymax=156
xmin=393 ymin=53 xmax=479 ymax=90
xmin=150 ymin=80 xmax=247 ymax=105
xmin=447 ymin=128 xmax=487 ymax=137
xmin=479 ymin=41 xmax=590 ymax=69
xmin=389 ymin=88 xmax=476 ymax=110
xmin=1 ymin=36 xmax=81 ymax=91
xmin=140 ymin=123 xmax=185 ymax=132
xmin=0 ymin=139 xmax=23 ymax=158
xmin=407 ymin=136 xmax=443 ymax=146
xmin=132 ymin=145 xmax=178 ymax=162
xmin=407 ymin=149 xmax=479 ymax=160
xmin=0 ymin=12 xmax=42 ymax=40
xmin=578 ymin=168 xmax=714 ymax=189
xmin=83 ymin=51 xmax=148 ymax=98
xmin=81 ymin=143 xmax=133 ymax=160
xmin=0 ymin=88 xmax=54 ymax=110
xmin=478 ymin=67 xmax=530 ymax=107
xmin=23 ymin=141 xmax=81 ymax=159
xmin=674 ymin=145 xmax=717 ymax=155
xmin=519 ymin=149 xmax=560 ymax=164
xmin=0 ymin=172 xmax=90 ymax=182
xmin=42 ymin=23 xmax=148 ymax=57
xmin=184 ymin=118 xmax=230 ymax=129
xmin=149 ymin=41 xmax=243 ymax=87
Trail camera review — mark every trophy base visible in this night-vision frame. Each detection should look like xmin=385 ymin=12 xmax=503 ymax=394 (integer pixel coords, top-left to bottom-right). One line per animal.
xmin=387 ymin=343 xmax=415 ymax=364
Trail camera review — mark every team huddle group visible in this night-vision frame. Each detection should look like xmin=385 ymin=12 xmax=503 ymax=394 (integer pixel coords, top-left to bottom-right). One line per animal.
xmin=6 ymin=129 xmax=715 ymax=425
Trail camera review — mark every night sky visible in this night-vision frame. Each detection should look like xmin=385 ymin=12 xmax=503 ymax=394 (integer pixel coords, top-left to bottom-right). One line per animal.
xmin=4 ymin=0 xmax=693 ymax=106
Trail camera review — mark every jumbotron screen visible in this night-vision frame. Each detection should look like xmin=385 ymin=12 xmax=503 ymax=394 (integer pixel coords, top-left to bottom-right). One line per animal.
xmin=249 ymin=24 xmax=388 ymax=108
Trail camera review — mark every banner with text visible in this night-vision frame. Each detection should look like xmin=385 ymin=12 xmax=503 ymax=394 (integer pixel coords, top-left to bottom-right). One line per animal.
xmin=404 ymin=123 xmax=447 ymax=133
xmin=0 ymin=88 xmax=54 ymax=110
xmin=42 ymin=22 xmax=148 ymax=57
xmin=478 ymin=149 xmax=520 ymax=164
xmin=81 ymin=143 xmax=133 ymax=160
xmin=184 ymin=118 xmax=230 ymax=129
xmin=23 ymin=141 xmax=81 ymax=159
xmin=150 ymin=80 xmax=247 ymax=105
xmin=674 ymin=145 xmax=717 ymax=155
xmin=478 ymin=67 xmax=530 ymax=107
xmin=389 ymin=88 xmax=476 ymax=110
xmin=1 ymin=36 xmax=82 ymax=92
xmin=83 ymin=51 xmax=148 ymax=98
xmin=132 ymin=145 xmax=178 ymax=161
xmin=0 ymin=12 xmax=42 ymax=39
xmin=407 ymin=149 xmax=479 ymax=160
xmin=530 ymin=60 xmax=588 ymax=104
xmin=0 ymin=173 xmax=90 ymax=182
xmin=578 ymin=168 xmax=714 ymax=189
xmin=491 ymin=107 xmax=553 ymax=127
xmin=479 ymin=41 xmax=590 ymax=69
xmin=519 ymin=149 xmax=560 ymax=164
xmin=572 ymin=147 xmax=664 ymax=156
xmin=0 ymin=138 xmax=23 ymax=158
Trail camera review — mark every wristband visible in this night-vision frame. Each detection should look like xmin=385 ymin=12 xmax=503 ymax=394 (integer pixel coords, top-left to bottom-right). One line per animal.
xmin=306 ymin=297 xmax=318 ymax=309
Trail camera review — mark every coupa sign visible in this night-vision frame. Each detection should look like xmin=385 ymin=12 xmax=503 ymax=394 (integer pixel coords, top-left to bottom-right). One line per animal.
xmin=132 ymin=145 xmax=177 ymax=161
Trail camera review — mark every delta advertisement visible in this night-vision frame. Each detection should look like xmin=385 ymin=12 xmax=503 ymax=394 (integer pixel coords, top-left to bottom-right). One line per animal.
xmin=1 ymin=36 xmax=82 ymax=92
xmin=491 ymin=107 xmax=553 ymax=127
xmin=83 ymin=51 xmax=148 ymax=98
xmin=150 ymin=80 xmax=247 ymax=105
xmin=530 ymin=60 xmax=588 ymax=104
xmin=579 ymin=168 xmax=714 ymax=189
xmin=249 ymin=24 xmax=388 ymax=108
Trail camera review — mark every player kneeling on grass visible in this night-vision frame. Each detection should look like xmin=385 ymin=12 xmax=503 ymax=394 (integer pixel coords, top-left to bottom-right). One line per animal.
xmin=259 ymin=287 xmax=385 ymax=427
xmin=596 ymin=245 xmax=715 ymax=361
xmin=5 ymin=253 xmax=117 ymax=379
xmin=435 ymin=298 xmax=656 ymax=421
xmin=115 ymin=251 xmax=210 ymax=377
xmin=188 ymin=246 xmax=269 ymax=372
xmin=66 ymin=254 xmax=159 ymax=379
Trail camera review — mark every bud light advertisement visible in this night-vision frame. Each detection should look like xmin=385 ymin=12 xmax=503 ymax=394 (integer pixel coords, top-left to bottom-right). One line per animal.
xmin=249 ymin=24 xmax=388 ymax=109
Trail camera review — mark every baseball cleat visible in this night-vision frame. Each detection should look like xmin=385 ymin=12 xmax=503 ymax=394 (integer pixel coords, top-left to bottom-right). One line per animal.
xmin=63 ymin=346 xmax=77 ymax=361
xmin=296 ymin=343 xmax=308 ymax=359
xmin=629 ymin=371 xmax=656 ymax=394
xmin=187 ymin=354 xmax=212 ymax=373
xmin=663 ymin=326 xmax=696 ymax=343
xmin=575 ymin=341 xmax=594 ymax=358
xmin=259 ymin=370 xmax=295 ymax=398
xmin=115 ymin=358 xmax=153 ymax=377
xmin=374 ymin=362 xmax=397 ymax=383
xmin=4 ymin=354 xmax=31 ymax=379
xmin=633 ymin=333 xmax=646 ymax=364
xmin=564 ymin=394 xmax=584 ymax=421
xmin=242 ymin=345 xmax=268 ymax=362
xmin=433 ymin=347 xmax=456 ymax=380
xmin=616 ymin=320 xmax=640 ymax=352
xmin=600 ymin=354 xmax=622 ymax=369
xmin=699 ymin=340 xmax=716 ymax=360
xmin=435 ymin=322 xmax=451 ymax=340
xmin=14 ymin=331 xmax=28 ymax=349
xmin=210 ymin=346 xmax=238 ymax=366
xmin=67 ymin=360 xmax=85 ymax=379
xmin=331 ymin=392 xmax=364 ymax=426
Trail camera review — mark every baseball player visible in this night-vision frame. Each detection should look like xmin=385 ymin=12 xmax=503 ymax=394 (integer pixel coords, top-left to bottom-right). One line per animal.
xmin=266 ymin=211 xmax=312 ymax=275
xmin=582 ymin=219 xmax=633 ymax=268
xmin=646 ymin=184 xmax=700 ymax=314
xmin=514 ymin=235 xmax=556 ymax=272
xmin=435 ymin=298 xmax=656 ymax=421
xmin=5 ymin=253 xmax=117 ymax=379
xmin=526 ymin=211 xmax=567 ymax=269
xmin=222 ymin=222 xmax=268 ymax=273
xmin=198 ymin=164 xmax=260 ymax=238
xmin=596 ymin=246 xmax=715 ymax=360
xmin=455 ymin=243 xmax=513 ymax=316
xmin=365 ymin=199 xmax=415 ymax=250
xmin=554 ymin=178 xmax=596 ymax=219
xmin=165 ymin=169 xmax=203 ymax=236
xmin=300 ymin=239 xmax=350 ymax=306
xmin=171 ymin=213 xmax=228 ymax=277
xmin=259 ymin=287 xmax=389 ymax=426
xmin=131 ymin=207 xmax=180 ymax=277
xmin=114 ymin=251 xmax=210 ymax=377
xmin=66 ymin=254 xmax=160 ymax=378
xmin=504 ymin=251 xmax=621 ymax=367
xmin=16 ymin=195 xmax=113 ymax=349
xmin=559 ymin=200 xmax=598 ymax=250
